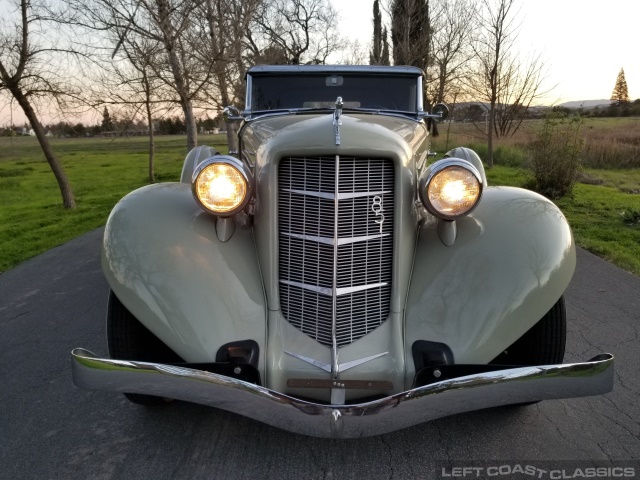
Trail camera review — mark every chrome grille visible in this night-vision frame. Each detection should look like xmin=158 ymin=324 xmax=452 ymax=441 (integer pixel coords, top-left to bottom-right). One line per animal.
xmin=279 ymin=155 xmax=394 ymax=347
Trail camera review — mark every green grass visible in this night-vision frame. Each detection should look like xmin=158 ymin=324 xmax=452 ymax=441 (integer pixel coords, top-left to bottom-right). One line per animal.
xmin=0 ymin=134 xmax=227 ymax=272
xmin=580 ymin=168 xmax=640 ymax=193
xmin=556 ymin=183 xmax=640 ymax=275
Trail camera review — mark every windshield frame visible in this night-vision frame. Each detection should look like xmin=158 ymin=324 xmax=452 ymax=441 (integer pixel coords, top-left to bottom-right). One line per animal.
xmin=244 ymin=67 xmax=425 ymax=120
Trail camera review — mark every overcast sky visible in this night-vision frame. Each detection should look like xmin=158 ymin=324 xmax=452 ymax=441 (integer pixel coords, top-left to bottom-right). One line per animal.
xmin=334 ymin=0 xmax=640 ymax=104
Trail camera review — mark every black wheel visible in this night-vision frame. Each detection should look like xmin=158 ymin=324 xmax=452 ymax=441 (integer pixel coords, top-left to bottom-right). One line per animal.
xmin=107 ymin=290 xmax=183 ymax=405
xmin=490 ymin=296 xmax=566 ymax=406
xmin=491 ymin=295 xmax=566 ymax=366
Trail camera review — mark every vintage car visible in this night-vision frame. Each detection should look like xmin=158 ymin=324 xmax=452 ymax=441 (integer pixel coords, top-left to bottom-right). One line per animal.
xmin=72 ymin=65 xmax=613 ymax=438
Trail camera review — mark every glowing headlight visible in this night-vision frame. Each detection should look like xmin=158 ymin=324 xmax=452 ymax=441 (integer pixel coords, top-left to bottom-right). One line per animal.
xmin=419 ymin=159 xmax=482 ymax=220
xmin=192 ymin=157 xmax=252 ymax=216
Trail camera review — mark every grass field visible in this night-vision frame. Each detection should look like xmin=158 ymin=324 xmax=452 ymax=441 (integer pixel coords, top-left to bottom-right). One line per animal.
xmin=0 ymin=134 xmax=227 ymax=272
xmin=0 ymin=125 xmax=639 ymax=275
xmin=434 ymin=116 xmax=640 ymax=168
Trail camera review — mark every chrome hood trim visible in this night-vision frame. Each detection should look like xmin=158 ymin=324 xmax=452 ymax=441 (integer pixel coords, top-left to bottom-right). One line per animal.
xmin=71 ymin=349 xmax=613 ymax=438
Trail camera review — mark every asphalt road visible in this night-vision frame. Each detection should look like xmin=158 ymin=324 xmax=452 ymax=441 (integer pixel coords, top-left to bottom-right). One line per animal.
xmin=1 ymin=229 xmax=639 ymax=480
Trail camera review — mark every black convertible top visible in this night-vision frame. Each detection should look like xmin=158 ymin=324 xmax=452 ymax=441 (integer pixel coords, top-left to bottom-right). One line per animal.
xmin=247 ymin=65 xmax=424 ymax=77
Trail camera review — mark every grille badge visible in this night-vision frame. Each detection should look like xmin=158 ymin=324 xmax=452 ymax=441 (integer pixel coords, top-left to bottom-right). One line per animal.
xmin=371 ymin=195 xmax=385 ymax=233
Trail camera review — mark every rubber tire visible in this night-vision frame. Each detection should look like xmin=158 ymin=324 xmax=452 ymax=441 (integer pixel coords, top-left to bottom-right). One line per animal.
xmin=491 ymin=295 xmax=566 ymax=366
xmin=106 ymin=290 xmax=183 ymax=405
xmin=490 ymin=295 xmax=566 ymax=406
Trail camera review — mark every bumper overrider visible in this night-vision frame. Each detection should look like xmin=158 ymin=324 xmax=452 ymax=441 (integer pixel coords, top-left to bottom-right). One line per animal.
xmin=71 ymin=348 xmax=614 ymax=438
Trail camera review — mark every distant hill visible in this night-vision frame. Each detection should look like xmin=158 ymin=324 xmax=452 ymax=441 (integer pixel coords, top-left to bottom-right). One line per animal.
xmin=453 ymin=100 xmax=612 ymax=110
xmin=558 ymin=99 xmax=610 ymax=109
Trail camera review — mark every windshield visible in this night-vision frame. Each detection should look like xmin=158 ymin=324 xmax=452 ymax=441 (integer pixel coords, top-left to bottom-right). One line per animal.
xmin=249 ymin=74 xmax=419 ymax=114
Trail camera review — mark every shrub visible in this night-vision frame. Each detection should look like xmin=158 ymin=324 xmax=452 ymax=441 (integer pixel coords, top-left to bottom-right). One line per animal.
xmin=526 ymin=114 xmax=584 ymax=199
xmin=621 ymin=208 xmax=640 ymax=227
xmin=493 ymin=144 xmax=528 ymax=167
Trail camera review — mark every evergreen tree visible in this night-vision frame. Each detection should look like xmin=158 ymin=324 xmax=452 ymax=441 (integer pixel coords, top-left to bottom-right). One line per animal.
xmin=370 ymin=0 xmax=382 ymax=64
xmin=101 ymin=106 xmax=114 ymax=131
xmin=370 ymin=0 xmax=390 ymax=65
xmin=391 ymin=0 xmax=430 ymax=68
xmin=381 ymin=27 xmax=390 ymax=65
xmin=611 ymin=68 xmax=630 ymax=105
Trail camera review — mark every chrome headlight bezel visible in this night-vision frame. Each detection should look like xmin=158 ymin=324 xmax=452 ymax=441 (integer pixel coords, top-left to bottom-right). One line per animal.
xmin=419 ymin=158 xmax=483 ymax=221
xmin=191 ymin=156 xmax=253 ymax=217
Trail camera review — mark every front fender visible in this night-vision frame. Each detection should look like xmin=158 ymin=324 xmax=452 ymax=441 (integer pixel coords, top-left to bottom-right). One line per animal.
xmin=405 ymin=187 xmax=575 ymax=381
xmin=102 ymin=183 xmax=266 ymax=370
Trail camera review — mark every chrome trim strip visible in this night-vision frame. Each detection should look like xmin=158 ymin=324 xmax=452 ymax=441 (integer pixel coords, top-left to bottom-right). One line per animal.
xmin=338 ymin=352 xmax=388 ymax=372
xmin=337 ymin=191 xmax=391 ymax=200
xmin=283 ymin=188 xmax=391 ymax=200
xmin=417 ymin=75 xmax=424 ymax=113
xmin=72 ymin=349 xmax=615 ymax=439
xmin=337 ymin=234 xmax=389 ymax=245
xmin=280 ymin=280 xmax=388 ymax=297
xmin=283 ymin=232 xmax=334 ymax=245
xmin=280 ymin=280 xmax=332 ymax=296
xmin=336 ymin=283 xmax=388 ymax=296
xmin=283 ymin=232 xmax=390 ymax=246
xmin=284 ymin=351 xmax=332 ymax=372
xmin=331 ymin=154 xmax=340 ymax=384
xmin=284 ymin=188 xmax=335 ymax=199
xmin=245 ymin=75 xmax=252 ymax=113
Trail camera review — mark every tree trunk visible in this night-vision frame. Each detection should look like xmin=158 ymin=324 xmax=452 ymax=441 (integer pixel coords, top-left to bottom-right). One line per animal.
xmin=182 ymin=99 xmax=197 ymax=151
xmin=157 ymin=0 xmax=197 ymax=152
xmin=216 ymin=74 xmax=239 ymax=155
xmin=145 ymin=100 xmax=155 ymax=183
xmin=11 ymin=86 xmax=76 ymax=208
xmin=487 ymin=102 xmax=495 ymax=168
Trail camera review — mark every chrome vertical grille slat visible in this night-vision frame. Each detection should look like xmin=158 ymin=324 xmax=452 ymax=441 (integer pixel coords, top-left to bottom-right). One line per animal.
xmin=279 ymin=155 xmax=394 ymax=347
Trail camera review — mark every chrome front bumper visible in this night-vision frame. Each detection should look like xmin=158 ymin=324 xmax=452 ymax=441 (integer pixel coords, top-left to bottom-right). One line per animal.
xmin=71 ymin=348 xmax=614 ymax=438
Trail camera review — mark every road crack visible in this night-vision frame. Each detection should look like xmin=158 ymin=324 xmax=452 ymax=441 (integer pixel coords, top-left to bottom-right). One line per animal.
xmin=380 ymin=435 xmax=395 ymax=480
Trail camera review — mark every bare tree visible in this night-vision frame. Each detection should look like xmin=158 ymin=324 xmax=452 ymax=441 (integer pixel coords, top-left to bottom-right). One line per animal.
xmin=0 ymin=0 xmax=76 ymax=208
xmin=467 ymin=0 xmax=546 ymax=167
xmin=428 ymin=0 xmax=476 ymax=104
xmin=150 ymin=0 xmax=205 ymax=151
xmin=199 ymin=0 xmax=261 ymax=153
xmin=340 ymin=39 xmax=369 ymax=65
xmin=62 ymin=0 xmax=213 ymax=151
xmin=469 ymin=0 xmax=515 ymax=168
xmin=492 ymin=52 xmax=546 ymax=137
xmin=72 ymin=9 xmax=172 ymax=181
xmin=249 ymin=0 xmax=345 ymax=65
xmin=116 ymin=39 xmax=167 ymax=182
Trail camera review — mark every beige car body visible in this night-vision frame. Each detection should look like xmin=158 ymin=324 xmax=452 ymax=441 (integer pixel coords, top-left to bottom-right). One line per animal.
xmin=74 ymin=66 xmax=612 ymax=437
xmin=103 ymin=111 xmax=575 ymax=400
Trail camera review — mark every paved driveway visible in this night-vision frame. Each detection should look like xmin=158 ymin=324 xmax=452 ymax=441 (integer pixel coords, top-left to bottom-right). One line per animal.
xmin=1 ymin=229 xmax=638 ymax=479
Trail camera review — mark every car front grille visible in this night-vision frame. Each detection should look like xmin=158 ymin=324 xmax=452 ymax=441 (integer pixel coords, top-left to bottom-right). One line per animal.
xmin=278 ymin=155 xmax=394 ymax=347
